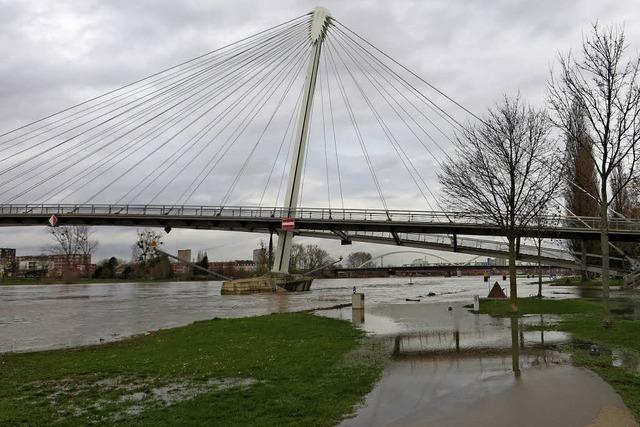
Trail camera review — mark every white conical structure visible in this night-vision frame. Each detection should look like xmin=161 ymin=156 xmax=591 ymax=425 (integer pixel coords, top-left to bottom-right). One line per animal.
xmin=272 ymin=7 xmax=331 ymax=273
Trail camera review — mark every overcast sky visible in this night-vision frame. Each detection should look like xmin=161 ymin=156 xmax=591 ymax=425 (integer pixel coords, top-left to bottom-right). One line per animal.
xmin=1 ymin=0 xmax=639 ymax=265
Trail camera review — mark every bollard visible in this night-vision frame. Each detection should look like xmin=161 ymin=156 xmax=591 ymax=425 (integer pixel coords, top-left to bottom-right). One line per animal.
xmin=352 ymin=293 xmax=365 ymax=310
xmin=473 ymin=295 xmax=480 ymax=312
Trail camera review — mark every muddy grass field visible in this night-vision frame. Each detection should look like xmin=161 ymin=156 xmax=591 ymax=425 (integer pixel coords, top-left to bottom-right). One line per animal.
xmin=0 ymin=313 xmax=386 ymax=426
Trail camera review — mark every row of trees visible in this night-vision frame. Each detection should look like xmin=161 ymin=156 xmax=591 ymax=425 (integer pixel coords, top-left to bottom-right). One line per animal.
xmin=439 ymin=24 xmax=640 ymax=326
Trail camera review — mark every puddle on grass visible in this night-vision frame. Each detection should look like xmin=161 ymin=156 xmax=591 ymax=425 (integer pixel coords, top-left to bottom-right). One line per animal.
xmin=612 ymin=349 xmax=640 ymax=373
xmin=22 ymin=375 xmax=258 ymax=423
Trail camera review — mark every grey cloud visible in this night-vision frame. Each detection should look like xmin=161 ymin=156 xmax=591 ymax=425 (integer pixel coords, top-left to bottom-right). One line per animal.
xmin=1 ymin=0 xmax=638 ymax=263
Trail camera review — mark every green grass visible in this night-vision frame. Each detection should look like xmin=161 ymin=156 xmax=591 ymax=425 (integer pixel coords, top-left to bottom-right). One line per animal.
xmin=480 ymin=296 xmax=640 ymax=420
xmin=477 ymin=297 xmax=600 ymax=315
xmin=0 ymin=313 xmax=387 ymax=426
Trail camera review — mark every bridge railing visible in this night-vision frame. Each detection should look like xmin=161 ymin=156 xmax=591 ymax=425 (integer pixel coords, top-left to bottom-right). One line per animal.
xmin=1 ymin=204 xmax=640 ymax=233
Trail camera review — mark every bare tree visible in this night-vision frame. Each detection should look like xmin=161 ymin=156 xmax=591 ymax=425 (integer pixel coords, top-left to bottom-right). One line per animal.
xmin=303 ymin=244 xmax=332 ymax=271
xmin=287 ymin=243 xmax=332 ymax=272
xmin=346 ymin=251 xmax=373 ymax=267
xmin=438 ymin=96 xmax=562 ymax=312
xmin=548 ymin=24 xmax=640 ymax=326
xmin=46 ymin=225 xmax=98 ymax=278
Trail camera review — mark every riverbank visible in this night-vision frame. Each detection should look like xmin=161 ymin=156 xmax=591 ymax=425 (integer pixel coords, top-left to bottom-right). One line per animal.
xmin=479 ymin=297 xmax=640 ymax=422
xmin=0 ymin=313 xmax=387 ymax=426
xmin=0 ymin=277 xmax=218 ymax=286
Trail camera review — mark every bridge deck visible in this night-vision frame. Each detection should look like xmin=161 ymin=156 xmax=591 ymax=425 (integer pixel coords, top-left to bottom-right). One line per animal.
xmin=1 ymin=204 xmax=640 ymax=241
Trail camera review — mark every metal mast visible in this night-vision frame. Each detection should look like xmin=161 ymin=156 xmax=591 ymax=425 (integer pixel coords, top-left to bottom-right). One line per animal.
xmin=272 ymin=6 xmax=331 ymax=274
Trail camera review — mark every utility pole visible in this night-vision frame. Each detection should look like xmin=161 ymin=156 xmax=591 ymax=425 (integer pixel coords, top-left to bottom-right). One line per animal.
xmin=272 ymin=7 xmax=331 ymax=274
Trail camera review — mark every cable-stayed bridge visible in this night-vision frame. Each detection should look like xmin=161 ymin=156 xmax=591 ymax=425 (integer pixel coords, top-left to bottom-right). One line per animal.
xmin=0 ymin=203 xmax=636 ymax=273
xmin=0 ymin=7 xmax=636 ymax=274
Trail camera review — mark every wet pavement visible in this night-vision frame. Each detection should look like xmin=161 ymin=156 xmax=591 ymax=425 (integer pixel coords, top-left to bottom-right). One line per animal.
xmin=320 ymin=296 xmax=639 ymax=426
xmin=329 ymin=301 xmax=638 ymax=426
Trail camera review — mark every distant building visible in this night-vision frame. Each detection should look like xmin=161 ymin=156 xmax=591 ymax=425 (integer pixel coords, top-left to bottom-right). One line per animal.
xmin=253 ymin=248 xmax=266 ymax=264
xmin=174 ymin=249 xmax=193 ymax=275
xmin=16 ymin=254 xmax=91 ymax=278
xmin=209 ymin=260 xmax=256 ymax=277
xmin=177 ymin=249 xmax=192 ymax=263
xmin=235 ymin=260 xmax=256 ymax=272
xmin=17 ymin=255 xmax=54 ymax=277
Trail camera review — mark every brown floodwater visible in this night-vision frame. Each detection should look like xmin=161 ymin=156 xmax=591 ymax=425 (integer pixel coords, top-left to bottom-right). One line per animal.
xmin=1 ymin=275 xmax=583 ymax=353
xmin=320 ymin=294 xmax=639 ymax=426
xmin=1 ymin=276 xmax=638 ymax=426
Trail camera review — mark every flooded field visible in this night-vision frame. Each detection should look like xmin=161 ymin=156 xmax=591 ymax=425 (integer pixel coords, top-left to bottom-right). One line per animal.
xmin=2 ymin=275 xmax=638 ymax=426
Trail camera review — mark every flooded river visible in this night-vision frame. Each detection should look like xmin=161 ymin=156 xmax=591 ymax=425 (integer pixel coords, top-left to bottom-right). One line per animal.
xmin=2 ymin=275 xmax=638 ymax=426
xmin=2 ymin=275 xmax=577 ymax=353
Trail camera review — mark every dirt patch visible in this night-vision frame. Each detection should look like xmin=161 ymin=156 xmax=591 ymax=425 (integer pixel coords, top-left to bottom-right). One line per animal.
xmin=586 ymin=404 xmax=639 ymax=427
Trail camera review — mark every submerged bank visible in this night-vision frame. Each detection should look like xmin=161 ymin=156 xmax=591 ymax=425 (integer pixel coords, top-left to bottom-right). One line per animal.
xmin=3 ymin=278 xmax=638 ymax=426
xmin=479 ymin=297 xmax=640 ymax=423
xmin=0 ymin=313 xmax=386 ymax=426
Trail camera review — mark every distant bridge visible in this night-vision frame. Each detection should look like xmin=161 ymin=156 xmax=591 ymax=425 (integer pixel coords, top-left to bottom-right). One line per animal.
xmin=333 ymin=264 xmax=559 ymax=276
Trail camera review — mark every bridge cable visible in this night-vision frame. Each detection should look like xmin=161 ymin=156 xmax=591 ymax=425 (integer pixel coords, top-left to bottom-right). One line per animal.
xmin=258 ymin=88 xmax=304 ymax=208
xmin=173 ymin=45 xmax=312 ymax=206
xmin=0 ymin=13 xmax=310 ymax=143
xmin=0 ymin=23 xmax=303 ymax=153
xmin=119 ymin=34 xmax=310 ymax=204
xmin=324 ymin=37 xmax=389 ymax=213
xmin=1 ymin=28 xmax=307 ymax=204
xmin=329 ymin=35 xmax=447 ymax=207
xmin=332 ymin=27 xmax=454 ymax=164
xmin=84 ymin=37 xmax=311 ymax=205
xmin=17 ymin=35 xmax=299 ymax=203
xmin=322 ymin=49 xmax=345 ymax=211
xmin=332 ymin=19 xmax=482 ymax=126
xmin=333 ymin=23 xmax=631 ymax=224
xmin=0 ymin=20 xmax=308 ymax=177
xmin=327 ymin=38 xmax=438 ymax=212
xmin=330 ymin=24 xmax=467 ymax=142
xmin=218 ymin=46 xmax=310 ymax=208
xmin=319 ymin=60 xmax=332 ymax=211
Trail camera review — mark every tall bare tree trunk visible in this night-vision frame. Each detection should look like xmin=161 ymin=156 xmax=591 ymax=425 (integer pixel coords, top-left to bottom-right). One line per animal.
xmin=600 ymin=182 xmax=611 ymax=327
xmin=537 ymin=241 xmax=542 ymax=298
xmin=510 ymin=315 xmax=521 ymax=377
xmin=508 ymin=236 xmax=518 ymax=313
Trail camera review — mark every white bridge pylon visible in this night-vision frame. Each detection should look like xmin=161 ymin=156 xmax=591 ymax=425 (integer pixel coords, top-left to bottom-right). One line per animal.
xmin=272 ymin=6 xmax=331 ymax=274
